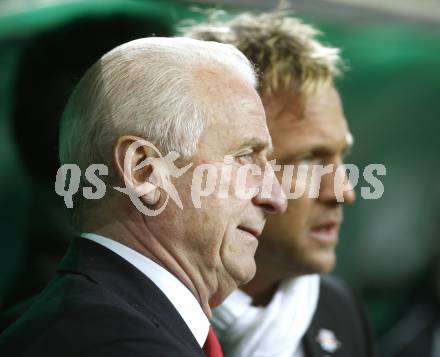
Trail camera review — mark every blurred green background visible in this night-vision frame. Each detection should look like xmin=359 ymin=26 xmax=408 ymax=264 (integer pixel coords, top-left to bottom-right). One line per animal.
xmin=1 ymin=0 xmax=439 ymax=355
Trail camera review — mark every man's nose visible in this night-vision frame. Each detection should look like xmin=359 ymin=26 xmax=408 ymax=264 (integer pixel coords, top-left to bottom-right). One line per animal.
xmin=342 ymin=177 xmax=356 ymax=204
xmin=319 ymin=164 xmax=356 ymax=204
xmin=252 ymin=171 xmax=287 ymax=215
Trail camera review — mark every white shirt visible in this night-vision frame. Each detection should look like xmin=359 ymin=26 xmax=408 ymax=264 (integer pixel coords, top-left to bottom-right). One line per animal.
xmin=212 ymin=275 xmax=320 ymax=357
xmin=81 ymin=233 xmax=210 ymax=347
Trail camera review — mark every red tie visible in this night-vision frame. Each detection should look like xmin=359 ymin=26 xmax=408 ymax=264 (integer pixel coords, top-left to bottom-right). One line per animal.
xmin=203 ymin=326 xmax=224 ymax=357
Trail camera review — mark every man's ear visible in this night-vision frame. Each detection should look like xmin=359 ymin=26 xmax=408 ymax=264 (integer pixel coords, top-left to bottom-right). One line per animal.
xmin=113 ymin=135 xmax=162 ymax=206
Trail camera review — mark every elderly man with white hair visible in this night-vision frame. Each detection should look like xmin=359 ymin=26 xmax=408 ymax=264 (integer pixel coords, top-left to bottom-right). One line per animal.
xmin=0 ymin=37 xmax=286 ymax=357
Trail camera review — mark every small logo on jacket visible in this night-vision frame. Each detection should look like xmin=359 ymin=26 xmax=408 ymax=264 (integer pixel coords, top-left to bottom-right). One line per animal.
xmin=316 ymin=328 xmax=341 ymax=353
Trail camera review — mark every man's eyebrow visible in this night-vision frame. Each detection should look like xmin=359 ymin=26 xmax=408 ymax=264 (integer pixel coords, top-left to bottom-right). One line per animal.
xmin=229 ymin=137 xmax=273 ymax=155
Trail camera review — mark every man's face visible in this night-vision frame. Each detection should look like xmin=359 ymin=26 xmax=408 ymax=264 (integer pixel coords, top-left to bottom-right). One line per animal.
xmin=256 ymin=84 xmax=355 ymax=278
xmin=156 ymin=74 xmax=286 ymax=307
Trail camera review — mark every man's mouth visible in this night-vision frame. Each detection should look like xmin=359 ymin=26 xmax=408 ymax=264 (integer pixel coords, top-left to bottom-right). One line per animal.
xmin=237 ymin=225 xmax=261 ymax=240
xmin=309 ymin=222 xmax=340 ymax=243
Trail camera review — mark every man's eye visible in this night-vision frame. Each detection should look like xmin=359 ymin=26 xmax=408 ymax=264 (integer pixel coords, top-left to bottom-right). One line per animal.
xmin=235 ymin=151 xmax=254 ymax=163
xmin=239 ymin=153 xmax=252 ymax=159
xmin=300 ymin=156 xmax=328 ymax=167
xmin=296 ymin=154 xmax=315 ymax=165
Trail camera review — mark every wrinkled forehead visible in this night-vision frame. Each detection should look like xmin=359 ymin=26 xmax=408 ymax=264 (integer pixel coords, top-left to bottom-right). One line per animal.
xmin=217 ymin=96 xmax=269 ymax=138
xmin=195 ymin=85 xmax=271 ymax=157
xmin=198 ymin=68 xmax=265 ymax=126
xmin=197 ymin=72 xmax=257 ymax=110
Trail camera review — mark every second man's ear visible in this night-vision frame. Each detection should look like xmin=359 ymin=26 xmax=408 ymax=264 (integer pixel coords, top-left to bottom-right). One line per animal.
xmin=113 ymin=135 xmax=163 ymax=206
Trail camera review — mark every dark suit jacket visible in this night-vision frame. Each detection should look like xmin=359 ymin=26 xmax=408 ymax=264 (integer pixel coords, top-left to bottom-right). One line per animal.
xmin=303 ymin=275 xmax=376 ymax=357
xmin=0 ymin=238 xmax=205 ymax=357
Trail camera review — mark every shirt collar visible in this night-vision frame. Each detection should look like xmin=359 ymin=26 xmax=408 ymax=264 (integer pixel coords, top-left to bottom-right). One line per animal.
xmin=212 ymin=275 xmax=320 ymax=356
xmin=81 ymin=233 xmax=209 ymax=347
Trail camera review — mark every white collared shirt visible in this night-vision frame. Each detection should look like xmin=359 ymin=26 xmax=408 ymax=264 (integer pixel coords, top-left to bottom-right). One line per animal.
xmin=212 ymin=275 xmax=320 ymax=357
xmin=81 ymin=233 xmax=209 ymax=347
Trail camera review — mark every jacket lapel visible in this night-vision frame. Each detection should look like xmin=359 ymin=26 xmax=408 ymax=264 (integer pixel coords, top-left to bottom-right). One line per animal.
xmin=302 ymin=328 xmax=322 ymax=357
xmin=57 ymin=237 xmax=203 ymax=355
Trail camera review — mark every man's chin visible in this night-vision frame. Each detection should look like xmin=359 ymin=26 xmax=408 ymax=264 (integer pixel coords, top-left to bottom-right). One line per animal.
xmin=287 ymin=248 xmax=337 ymax=276
xmin=210 ymin=262 xmax=256 ymax=307
xmin=230 ymin=260 xmax=257 ymax=287
xmin=309 ymin=251 xmax=336 ymax=274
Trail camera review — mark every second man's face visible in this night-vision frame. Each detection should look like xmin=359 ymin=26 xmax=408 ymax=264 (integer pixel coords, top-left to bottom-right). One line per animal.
xmin=256 ymin=83 xmax=356 ymax=278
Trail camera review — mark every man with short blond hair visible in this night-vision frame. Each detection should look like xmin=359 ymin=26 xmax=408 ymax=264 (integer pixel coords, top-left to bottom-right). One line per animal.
xmin=185 ymin=11 xmax=375 ymax=357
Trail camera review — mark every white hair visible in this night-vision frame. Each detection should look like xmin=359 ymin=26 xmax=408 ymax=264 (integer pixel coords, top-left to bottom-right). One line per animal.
xmin=59 ymin=37 xmax=257 ymax=178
